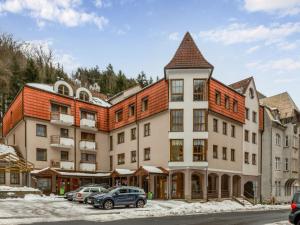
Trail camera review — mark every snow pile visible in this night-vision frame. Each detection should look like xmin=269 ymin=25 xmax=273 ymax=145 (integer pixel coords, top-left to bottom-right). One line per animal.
xmin=115 ymin=168 xmax=135 ymax=175
xmin=0 ymin=144 xmax=16 ymax=156
xmin=142 ymin=166 xmax=164 ymax=174
xmin=27 ymin=83 xmax=54 ymax=93
xmin=0 ymin=186 xmax=39 ymax=192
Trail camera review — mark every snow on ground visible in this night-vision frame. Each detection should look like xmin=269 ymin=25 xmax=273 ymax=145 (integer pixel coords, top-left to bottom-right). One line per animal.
xmin=264 ymin=222 xmax=290 ymax=225
xmin=0 ymin=186 xmax=40 ymax=192
xmin=0 ymin=195 xmax=290 ymax=225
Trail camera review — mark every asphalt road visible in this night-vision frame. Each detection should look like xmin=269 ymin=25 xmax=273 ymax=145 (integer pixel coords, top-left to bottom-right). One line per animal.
xmin=22 ymin=209 xmax=290 ymax=225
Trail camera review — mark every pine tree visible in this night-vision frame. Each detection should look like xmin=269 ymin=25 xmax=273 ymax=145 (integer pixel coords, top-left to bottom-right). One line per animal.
xmin=9 ymin=56 xmax=23 ymax=102
xmin=23 ymin=58 xmax=39 ymax=83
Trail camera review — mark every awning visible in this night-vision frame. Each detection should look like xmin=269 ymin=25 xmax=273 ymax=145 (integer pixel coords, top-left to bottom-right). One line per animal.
xmin=111 ymin=169 xmax=135 ymax=177
xmin=134 ymin=166 xmax=168 ymax=176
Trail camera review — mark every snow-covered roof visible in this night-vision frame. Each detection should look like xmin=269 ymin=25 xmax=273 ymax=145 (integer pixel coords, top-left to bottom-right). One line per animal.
xmin=59 ymin=171 xmax=111 ymax=177
xmin=0 ymin=144 xmax=16 ymax=156
xmin=114 ymin=169 xmax=135 ymax=175
xmin=142 ymin=166 xmax=164 ymax=174
xmin=27 ymin=83 xmax=54 ymax=93
xmin=91 ymin=97 xmax=111 ymax=107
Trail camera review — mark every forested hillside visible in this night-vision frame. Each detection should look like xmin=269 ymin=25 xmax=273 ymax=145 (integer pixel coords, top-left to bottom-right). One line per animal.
xmin=0 ymin=33 xmax=154 ymax=119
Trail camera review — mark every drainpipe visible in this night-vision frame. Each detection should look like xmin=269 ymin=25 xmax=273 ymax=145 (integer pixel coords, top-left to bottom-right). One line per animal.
xmin=74 ymin=100 xmax=77 ymax=171
xmin=135 ymin=94 xmax=139 ymax=169
xmin=270 ymin=127 xmax=273 ymax=198
xmin=260 ymin=129 xmax=263 ymax=203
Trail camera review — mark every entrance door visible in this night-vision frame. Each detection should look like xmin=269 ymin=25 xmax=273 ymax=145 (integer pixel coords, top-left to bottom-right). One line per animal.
xmin=155 ymin=176 xmax=167 ymax=199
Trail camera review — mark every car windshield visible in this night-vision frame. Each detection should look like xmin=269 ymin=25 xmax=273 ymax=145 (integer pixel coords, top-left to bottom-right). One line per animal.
xmin=107 ymin=187 xmax=119 ymax=194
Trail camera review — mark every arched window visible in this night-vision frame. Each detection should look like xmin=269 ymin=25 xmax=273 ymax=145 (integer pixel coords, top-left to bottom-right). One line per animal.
xmin=58 ymin=85 xmax=69 ymax=96
xmin=276 ymin=133 xmax=281 ymax=146
xmin=79 ymin=91 xmax=90 ymax=102
xmin=249 ymin=88 xmax=254 ymax=99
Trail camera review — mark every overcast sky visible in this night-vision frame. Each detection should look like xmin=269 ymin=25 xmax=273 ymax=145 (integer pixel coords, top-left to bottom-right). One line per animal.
xmin=0 ymin=0 xmax=300 ymax=105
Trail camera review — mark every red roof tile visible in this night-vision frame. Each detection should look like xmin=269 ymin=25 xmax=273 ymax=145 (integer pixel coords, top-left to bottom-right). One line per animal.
xmin=229 ymin=77 xmax=253 ymax=94
xmin=164 ymin=32 xmax=213 ymax=70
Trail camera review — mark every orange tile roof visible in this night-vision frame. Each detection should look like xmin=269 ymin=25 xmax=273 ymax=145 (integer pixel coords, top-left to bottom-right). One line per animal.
xmin=164 ymin=32 xmax=213 ymax=71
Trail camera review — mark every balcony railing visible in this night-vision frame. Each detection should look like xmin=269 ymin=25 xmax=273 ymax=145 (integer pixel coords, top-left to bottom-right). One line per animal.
xmin=80 ymin=118 xmax=97 ymax=130
xmin=79 ymin=162 xmax=96 ymax=172
xmin=79 ymin=140 xmax=97 ymax=151
xmin=50 ymin=135 xmax=74 ymax=149
xmin=50 ymin=112 xmax=74 ymax=126
xmin=51 ymin=160 xmax=74 ymax=170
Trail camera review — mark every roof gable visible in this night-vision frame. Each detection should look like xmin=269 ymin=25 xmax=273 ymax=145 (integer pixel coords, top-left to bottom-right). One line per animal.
xmin=229 ymin=77 xmax=253 ymax=94
xmin=164 ymin=32 xmax=213 ymax=71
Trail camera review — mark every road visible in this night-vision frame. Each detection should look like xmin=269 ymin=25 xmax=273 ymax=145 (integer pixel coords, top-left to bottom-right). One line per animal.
xmin=22 ymin=209 xmax=290 ymax=225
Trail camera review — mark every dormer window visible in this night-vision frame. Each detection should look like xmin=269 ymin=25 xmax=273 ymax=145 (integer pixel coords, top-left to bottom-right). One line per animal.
xmin=58 ymin=85 xmax=69 ymax=96
xmin=79 ymin=91 xmax=89 ymax=102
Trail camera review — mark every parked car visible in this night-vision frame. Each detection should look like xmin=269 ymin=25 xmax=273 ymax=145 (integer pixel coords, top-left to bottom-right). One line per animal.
xmin=289 ymin=191 xmax=300 ymax=225
xmin=64 ymin=183 xmax=109 ymax=201
xmin=93 ymin=186 xmax=147 ymax=210
xmin=75 ymin=186 xmax=108 ymax=203
xmin=85 ymin=190 xmax=108 ymax=204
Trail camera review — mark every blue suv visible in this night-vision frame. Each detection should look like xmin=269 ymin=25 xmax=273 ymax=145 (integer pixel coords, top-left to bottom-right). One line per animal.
xmin=289 ymin=192 xmax=300 ymax=224
xmin=92 ymin=186 xmax=147 ymax=210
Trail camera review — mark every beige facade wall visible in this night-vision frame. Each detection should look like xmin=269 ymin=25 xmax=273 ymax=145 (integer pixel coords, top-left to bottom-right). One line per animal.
xmin=6 ymin=120 xmax=26 ymax=159
xmin=109 ymin=111 xmax=169 ymax=170
xmin=207 ymin=113 xmax=243 ymax=173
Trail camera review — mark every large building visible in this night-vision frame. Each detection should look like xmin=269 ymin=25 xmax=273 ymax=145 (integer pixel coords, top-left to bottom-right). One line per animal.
xmin=1 ymin=32 xmax=298 ymax=202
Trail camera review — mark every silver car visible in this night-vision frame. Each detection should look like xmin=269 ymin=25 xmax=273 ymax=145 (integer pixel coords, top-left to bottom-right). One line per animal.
xmin=74 ymin=186 xmax=107 ymax=203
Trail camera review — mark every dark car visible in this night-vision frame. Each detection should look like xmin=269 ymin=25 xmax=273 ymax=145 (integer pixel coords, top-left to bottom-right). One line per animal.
xmin=85 ymin=190 xmax=108 ymax=204
xmin=289 ymin=191 xmax=300 ymax=224
xmin=93 ymin=186 xmax=147 ymax=210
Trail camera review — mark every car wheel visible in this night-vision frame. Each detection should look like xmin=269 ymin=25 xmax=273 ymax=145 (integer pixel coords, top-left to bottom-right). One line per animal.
xmin=103 ymin=200 xmax=114 ymax=210
xmin=136 ymin=200 xmax=145 ymax=208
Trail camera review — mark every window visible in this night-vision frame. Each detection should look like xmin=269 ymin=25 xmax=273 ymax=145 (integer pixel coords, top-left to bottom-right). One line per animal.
xmin=233 ymin=100 xmax=238 ymax=113
xmin=10 ymin=171 xmax=20 ymax=185
xmin=252 ymin=154 xmax=256 ymax=165
xmin=36 ymin=148 xmax=47 ymax=161
xmin=245 ymin=108 xmax=249 ymax=120
xmin=131 ymin=151 xmax=136 ymax=163
xmin=213 ymin=145 xmax=218 ymax=159
xmin=276 ymin=133 xmax=281 ymax=146
xmin=81 ymin=153 xmax=96 ymax=163
xmin=144 ymin=123 xmax=150 ymax=137
xmin=223 ymin=122 xmax=227 ymax=135
xmin=193 ymin=79 xmax=207 ymax=101
xmin=51 ymin=103 xmax=68 ymax=114
xmin=222 ymin=147 xmax=227 ymax=160
xmin=60 ymin=128 xmax=69 ymax=138
xmin=142 ymin=97 xmax=149 ymax=112
xmin=170 ymin=79 xmax=184 ymax=101
xmin=81 ymin=132 xmax=95 ymax=141
xmin=215 ymin=90 xmax=221 ymax=105
xmin=129 ymin=104 xmax=135 ymax=117
xmin=292 ymin=159 xmax=297 ymax=172
xmin=109 ymin=136 xmax=113 ymax=151
xmin=58 ymin=85 xmax=69 ymax=96
xmin=144 ymin=148 xmax=150 ymax=161
xmin=61 ymin=151 xmax=69 ymax=161
xmin=225 ymin=95 xmax=230 ymax=110
xmin=0 ymin=170 xmax=5 ymax=184
xmin=275 ymin=157 xmax=281 ymax=170
xmin=231 ymin=125 xmax=235 ymax=138
xmin=36 ymin=124 xmax=47 ymax=137
xmin=245 ymin=130 xmax=249 ymax=142
xmin=213 ymin=119 xmax=218 ymax=132
xmin=117 ymin=132 xmax=125 ymax=144
xmin=170 ymin=109 xmax=183 ymax=132
xmin=231 ymin=149 xmax=235 ymax=161
xmin=252 ymin=132 xmax=257 ymax=144
xmin=131 ymin=128 xmax=136 ymax=140
xmin=285 ymin=158 xmax=289 ymax=171
xmin=252 ymin=111 xmax=257 ymax=123
xmin=117 ymin=153 xmax=125 ymax=165
xmin=79 ymin=91 xmax=89 ymax=101
xmin=249 ymin=88 xmax=254 ymax=99
xmin=245 ymin=152 xmax=249 ymax=164
xmin=115 ymin=110 xmax=123 ymax=122
xmin=170 ymin=139 xmax=183 ymax=162
xmin=285 ymin=136 xmax=289 ymax=147
xmin=109 ymin=156 xmax=113 ymax=171
xmin=193 ymin=139 xmax=207 ymax=161
xmin=193 ymin=109 xmax=206 ymax=131
xmin=81 ymin=111 xmax=95 ymax=121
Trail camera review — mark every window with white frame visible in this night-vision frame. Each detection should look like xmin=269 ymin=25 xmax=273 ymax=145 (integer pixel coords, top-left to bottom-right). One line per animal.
xmin=275 ymin=157 xmax=281 ymax=170
xmin=275 ymin=133 xmax=281 ymax=146
xmin=285 ymin=158 xmax=289 ymax=171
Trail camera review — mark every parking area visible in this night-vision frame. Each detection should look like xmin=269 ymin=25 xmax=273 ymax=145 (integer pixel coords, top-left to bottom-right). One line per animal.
xmin=0 ymin=194 xmax=290 ymax=225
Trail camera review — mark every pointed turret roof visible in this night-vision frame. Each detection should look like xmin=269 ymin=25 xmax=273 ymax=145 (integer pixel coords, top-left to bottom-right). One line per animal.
xmin=164 ymin=32 xmax=213 ymax=71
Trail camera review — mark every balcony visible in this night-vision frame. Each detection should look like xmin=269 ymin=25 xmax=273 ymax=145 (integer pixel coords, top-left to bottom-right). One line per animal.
xmin=51 ymin=161 xmax=74 ymax=170
xmin=80 ymin=162 xmax=96 ymax=172
xmin=80 ymin=118 xmax=97 ymax=130
xmin=79 ymin=140 xmax=96 ymax=151
xmin=50 ymin=135 xmax=74 ymax=149
xmin=50 ymin=112 xmax=74 ymax=126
